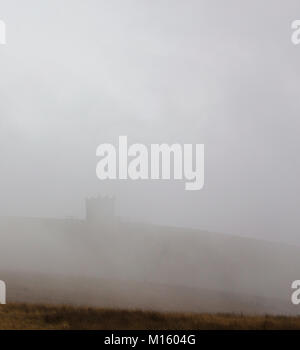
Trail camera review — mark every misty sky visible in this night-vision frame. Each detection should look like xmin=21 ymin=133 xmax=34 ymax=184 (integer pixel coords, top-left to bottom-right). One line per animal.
xmin=0 ymin=0 xmax=299 ymax=244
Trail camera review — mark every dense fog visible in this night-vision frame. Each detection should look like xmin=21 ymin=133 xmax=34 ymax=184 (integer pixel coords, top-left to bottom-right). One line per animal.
xmin=0 ymin=0 xmax=299 ymax=313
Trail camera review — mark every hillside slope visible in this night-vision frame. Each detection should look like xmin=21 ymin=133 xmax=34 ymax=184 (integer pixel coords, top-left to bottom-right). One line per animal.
xmin=0 ymin=218 xmax=299 ymax=314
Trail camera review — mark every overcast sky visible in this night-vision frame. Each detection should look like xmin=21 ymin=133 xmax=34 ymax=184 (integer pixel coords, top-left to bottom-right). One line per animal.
xmin=0 ymin=0 xmax=299 ymax=244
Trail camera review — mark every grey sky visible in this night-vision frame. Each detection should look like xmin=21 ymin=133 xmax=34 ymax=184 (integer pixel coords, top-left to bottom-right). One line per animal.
xmin=0 ymin=0 xmax=299 ymax=244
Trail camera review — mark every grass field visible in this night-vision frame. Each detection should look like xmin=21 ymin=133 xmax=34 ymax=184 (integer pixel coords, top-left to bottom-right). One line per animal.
xmin=0 ymin=303 xmax=299 ymax=330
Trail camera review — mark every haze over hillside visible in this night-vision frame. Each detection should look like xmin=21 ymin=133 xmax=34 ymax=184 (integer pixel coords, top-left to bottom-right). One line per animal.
xmin=0 ymin=0 xmax=300 ymax=245
xmin=0 ymin=197 xmax=299 ymax=315
xmin=0 ymin=0 xmax=300 ymax=317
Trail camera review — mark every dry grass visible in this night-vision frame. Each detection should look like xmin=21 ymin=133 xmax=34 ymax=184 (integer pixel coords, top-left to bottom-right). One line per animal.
xmin=0 ymin=303 xmax=299 ymax=330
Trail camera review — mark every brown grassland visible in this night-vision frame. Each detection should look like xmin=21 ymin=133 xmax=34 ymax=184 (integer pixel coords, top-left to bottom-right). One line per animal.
xmin=0 ymin=303 xmax=299 ymax=330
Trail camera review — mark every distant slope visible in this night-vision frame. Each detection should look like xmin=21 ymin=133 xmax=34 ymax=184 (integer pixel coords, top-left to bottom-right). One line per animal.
xmin=0 ymin=217 xmax=300 ymax=314
xmin=0 ymin=271 xmax=298 ymax=315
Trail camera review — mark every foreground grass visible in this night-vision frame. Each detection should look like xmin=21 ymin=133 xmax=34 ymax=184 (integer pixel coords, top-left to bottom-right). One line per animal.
xmin=0 ymin=303 xmax=299 ymax=330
